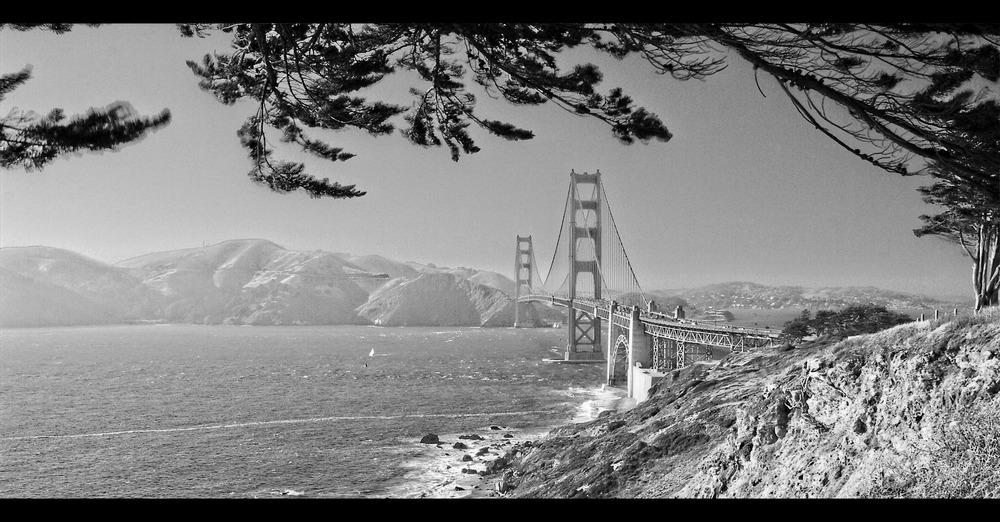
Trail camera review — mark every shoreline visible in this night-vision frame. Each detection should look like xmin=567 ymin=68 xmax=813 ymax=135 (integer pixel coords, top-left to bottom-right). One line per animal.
xmin=382 ymin=384 xmax=633 ymax=499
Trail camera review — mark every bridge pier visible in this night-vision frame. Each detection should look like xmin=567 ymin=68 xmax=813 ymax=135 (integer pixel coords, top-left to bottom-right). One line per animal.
xmin=564 ymin=299 xmax=603 ymax=361
xmin=625 ymin=306 xmax=650 ymax=399
xmin=651 ymin=336 xmax=675 ymax=371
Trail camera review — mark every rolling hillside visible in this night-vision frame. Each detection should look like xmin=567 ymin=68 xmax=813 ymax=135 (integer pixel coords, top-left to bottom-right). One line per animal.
xmin=0 ymin=240 xmax=552 ymax=328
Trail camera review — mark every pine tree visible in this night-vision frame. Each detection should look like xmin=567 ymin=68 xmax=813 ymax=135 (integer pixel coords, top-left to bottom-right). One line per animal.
xmin=178 ymin=23 xmax=673 ymax=198
xmin=0 ymin=66 xmax=171 ymax=171
xmin=1 ymin=24 xmax=171 ymax=170
xmin=915 ymin=177 xmax=1000 ymax=311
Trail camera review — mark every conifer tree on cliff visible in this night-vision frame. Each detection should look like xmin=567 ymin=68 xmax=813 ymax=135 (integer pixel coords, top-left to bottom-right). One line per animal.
xmin=625 ymin=23 xmax=997 ymax=310
xmin=915 ymin=176 xmax=1000 ymax=311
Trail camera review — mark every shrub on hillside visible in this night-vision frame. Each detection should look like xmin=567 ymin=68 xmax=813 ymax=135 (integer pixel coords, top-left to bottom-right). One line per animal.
xmin=781 ymin=304 xmax=912 ymax=341
xmin=867 ymin=401 xmax=1000 ymax=498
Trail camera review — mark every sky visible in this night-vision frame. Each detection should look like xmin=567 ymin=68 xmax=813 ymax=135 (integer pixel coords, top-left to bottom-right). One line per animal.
xmin=0 ymin=24 xmax=978 ymax=300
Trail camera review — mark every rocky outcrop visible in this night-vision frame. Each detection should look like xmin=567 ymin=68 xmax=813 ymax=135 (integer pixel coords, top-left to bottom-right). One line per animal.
xmin=501 ymin=312 xmax=1000 ymax=498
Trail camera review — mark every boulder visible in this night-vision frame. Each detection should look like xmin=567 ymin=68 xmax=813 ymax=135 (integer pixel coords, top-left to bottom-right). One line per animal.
xmin=419 ymin=433 xmax=440 ymax=444
xmin=484 ymin=457 xmax=509 ymax=475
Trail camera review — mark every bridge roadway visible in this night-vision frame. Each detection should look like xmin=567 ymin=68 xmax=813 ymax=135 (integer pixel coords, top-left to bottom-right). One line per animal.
xmin=517 ymin=294 xmax=785 ymax=353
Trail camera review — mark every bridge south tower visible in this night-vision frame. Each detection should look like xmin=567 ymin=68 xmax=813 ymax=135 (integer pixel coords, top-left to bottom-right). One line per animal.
xmin=566 ymin=171 xmax=603 ymax=361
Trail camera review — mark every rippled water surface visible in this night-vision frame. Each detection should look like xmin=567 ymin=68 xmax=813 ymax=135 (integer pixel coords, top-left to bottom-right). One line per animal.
xmin=0 ymin=324 xmax=606 ymax=498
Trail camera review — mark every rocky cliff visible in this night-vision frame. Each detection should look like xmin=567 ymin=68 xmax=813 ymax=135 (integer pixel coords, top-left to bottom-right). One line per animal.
xmin=496 ymin=310 xmax=1000 ymax=498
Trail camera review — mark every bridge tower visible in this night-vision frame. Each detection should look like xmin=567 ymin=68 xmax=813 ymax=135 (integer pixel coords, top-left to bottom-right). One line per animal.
xmin=565 ymin=171 xmax=603 ymax=361
xmin=513 ymin=235 xmax=534 ymax=328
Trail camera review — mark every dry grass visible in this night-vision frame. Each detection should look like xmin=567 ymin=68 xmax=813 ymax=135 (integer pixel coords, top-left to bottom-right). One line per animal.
xmin=862 ymin=308 xmax=1000 ymax=498
xmin=927 ymin=304 xmax=1000 ymax=330
xmin=867 ymin=400 xmax=1000 ymax=498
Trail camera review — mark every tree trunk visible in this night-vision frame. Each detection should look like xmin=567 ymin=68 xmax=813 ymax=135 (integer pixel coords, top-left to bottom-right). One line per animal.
xmin=973 ymin=224 xmax=1000 ymax=312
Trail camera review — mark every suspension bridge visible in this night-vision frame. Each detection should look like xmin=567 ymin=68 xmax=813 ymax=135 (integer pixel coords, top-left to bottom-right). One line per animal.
xmin=513 ymin=170 xmax=786 ymax=400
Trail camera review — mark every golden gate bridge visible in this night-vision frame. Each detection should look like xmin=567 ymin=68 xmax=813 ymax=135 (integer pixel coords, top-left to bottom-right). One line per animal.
xmin=513 ymin=170 xmax=785 ymax=399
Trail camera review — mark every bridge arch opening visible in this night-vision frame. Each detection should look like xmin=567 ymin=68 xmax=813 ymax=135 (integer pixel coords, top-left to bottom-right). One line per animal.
xmin=608 ymin=333 xmax=629 ymax=385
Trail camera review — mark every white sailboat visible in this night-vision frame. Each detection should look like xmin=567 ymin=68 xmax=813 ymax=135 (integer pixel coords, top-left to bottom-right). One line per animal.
xmin=369 ymin=348 xmax=376 ymax=357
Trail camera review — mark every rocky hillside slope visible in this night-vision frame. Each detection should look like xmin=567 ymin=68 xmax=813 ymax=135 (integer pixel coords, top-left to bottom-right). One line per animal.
xmin=495 ymin=310 xmax=1000 ymax=498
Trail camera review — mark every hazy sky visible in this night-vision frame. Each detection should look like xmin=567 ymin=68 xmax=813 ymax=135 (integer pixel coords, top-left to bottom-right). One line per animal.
xmin=0 ymin=24 xmax=976 ymax=299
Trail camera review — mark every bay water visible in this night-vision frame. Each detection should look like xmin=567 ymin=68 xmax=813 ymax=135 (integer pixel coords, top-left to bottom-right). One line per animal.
xmin=0 ymin=324 xmax=608 ymax=498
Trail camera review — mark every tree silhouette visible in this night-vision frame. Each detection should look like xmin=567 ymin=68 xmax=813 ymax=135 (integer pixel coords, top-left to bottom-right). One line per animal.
xmin=1 ymin=24 xmax=172 ymax=170
xmin=915 ymin=175 xmax=1000 ymax=310
xmin=782 ymin=305 xmax=912 ymax=341
xmin=178 ymin=23 xmax=673 ymax=198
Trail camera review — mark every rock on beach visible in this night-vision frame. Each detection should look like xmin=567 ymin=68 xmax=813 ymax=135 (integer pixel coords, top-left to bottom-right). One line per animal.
xmin=385 ymin=386 xmax=632 ymax=498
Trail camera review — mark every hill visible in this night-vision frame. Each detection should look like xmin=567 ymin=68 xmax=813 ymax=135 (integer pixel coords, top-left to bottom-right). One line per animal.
xmin=0 ymin=268 xmax=119 ymax=327
xmin=2 ymin=242 xmax=964 ymax=329
xmin=0 ymin=246 xmax=163 ymax=322
xmin=657 ymin=281 xmax=964 ymax=312
xmin=0 ymin=240 xmax=556 ymax=328
xmin=493 ymin=310 xmax=1000 ymax=498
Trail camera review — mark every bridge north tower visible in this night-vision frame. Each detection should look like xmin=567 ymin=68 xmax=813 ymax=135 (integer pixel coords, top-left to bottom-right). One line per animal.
xmin=513 ymin=235 xmax=534 ymax=328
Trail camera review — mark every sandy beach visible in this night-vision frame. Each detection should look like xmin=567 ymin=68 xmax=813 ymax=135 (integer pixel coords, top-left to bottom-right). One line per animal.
xmin=383 ymin=384 xmax=633 ymax=498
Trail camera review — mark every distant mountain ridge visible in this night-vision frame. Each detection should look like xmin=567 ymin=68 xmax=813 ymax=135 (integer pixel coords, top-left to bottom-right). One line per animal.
xmin=0 ymin=240 xmax=558 ymax=328
xmin=651 ymin=281 xmax=964 ymax=312
xmin=0 ymin=242 xmax=963 ymax=328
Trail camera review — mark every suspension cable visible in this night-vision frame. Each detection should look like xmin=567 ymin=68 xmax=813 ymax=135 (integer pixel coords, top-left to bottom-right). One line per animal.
xmin=541 ymin=181 xmax=573 ymax=293
xmin=601 ymin=179 xmax=648 ymax=308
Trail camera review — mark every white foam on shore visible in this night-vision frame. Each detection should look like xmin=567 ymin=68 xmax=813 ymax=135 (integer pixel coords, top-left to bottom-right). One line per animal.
xmin=382 ymin=385 xmax=633 ymax=499
xmin=571 ymin=385 xmax=629 ymax=424
xmin=382 ymin=424 xmax=552 ymax=499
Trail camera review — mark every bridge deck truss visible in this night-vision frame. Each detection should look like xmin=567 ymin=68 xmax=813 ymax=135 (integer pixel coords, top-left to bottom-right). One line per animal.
xmin=643 ymin=320 xmax=780 ymax=352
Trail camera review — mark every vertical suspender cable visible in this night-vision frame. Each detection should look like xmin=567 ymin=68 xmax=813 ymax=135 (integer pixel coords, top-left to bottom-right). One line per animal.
xmin=600 ymin=180 xmax=647 ymax=309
